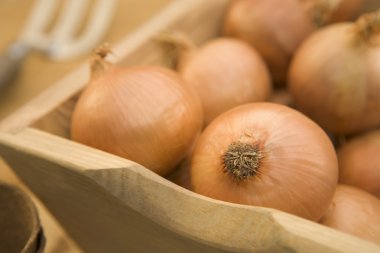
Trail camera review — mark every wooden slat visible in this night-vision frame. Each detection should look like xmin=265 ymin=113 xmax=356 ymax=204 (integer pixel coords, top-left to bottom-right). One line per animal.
xmin=0 ymin=128 xmax=379 ymax=253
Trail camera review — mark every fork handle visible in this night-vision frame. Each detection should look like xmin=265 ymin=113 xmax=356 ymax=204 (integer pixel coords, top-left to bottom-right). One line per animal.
xmin=0 ymin=43 xmax=30 ymax=91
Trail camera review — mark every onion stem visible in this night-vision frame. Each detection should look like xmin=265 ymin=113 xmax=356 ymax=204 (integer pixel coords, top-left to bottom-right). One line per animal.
xmin=156 ymin=32 xmax=195 ymax=68
xmin=355 ymin=10 xmax=380 ymax=42
xmin=90 ymin=44 xmax=113 ymax=79
xmin=312 ymin=0 xmax=341 ymax=26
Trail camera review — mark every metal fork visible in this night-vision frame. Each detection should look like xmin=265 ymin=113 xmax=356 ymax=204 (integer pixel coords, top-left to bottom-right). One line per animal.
xmin=0 ymin=0 xmax=116 ymax=91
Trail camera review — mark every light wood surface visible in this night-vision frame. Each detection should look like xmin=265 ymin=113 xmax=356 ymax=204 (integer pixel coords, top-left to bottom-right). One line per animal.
xmin=1 ymin=127 xmax=379 ymax=252
xmin=1 ymin=0 xmax=380 ymax=252
xmin=0 ymin=0 xmax=172 ymax=252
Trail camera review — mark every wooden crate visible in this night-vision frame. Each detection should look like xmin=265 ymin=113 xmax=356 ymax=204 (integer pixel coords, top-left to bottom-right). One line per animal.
xmin=0 ymin=1 xmax=379 ymax=252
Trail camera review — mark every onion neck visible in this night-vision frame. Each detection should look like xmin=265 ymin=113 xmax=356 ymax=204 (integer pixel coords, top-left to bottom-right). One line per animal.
xmin=355 ymin=11 xmax=380 ymax=43
xmin=156 ymin=32 xmax=196 ymax=68
xmin=90 ymin=45 xmax=113 ymax=80
xmin=222 ymin=141 xmax=264 ymax=181
xmin=311 ymin=0 xmax=341 ymax=26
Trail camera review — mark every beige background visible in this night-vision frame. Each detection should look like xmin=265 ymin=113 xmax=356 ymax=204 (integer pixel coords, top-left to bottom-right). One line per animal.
xmin=0 ymin=0 xmax=171 ymax=252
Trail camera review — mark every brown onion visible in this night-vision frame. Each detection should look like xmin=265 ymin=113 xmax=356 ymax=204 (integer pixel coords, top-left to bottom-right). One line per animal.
xmin=190 ymin=102 xmax=338 ymax=221
xmin=337 ymin=130 xmax=380 ymax=198
xmin=223 ymin=0 xmax=365 ymax=85
xmin=71 ymin=47 xmax=203 ymax=176
xmin=310 ymin=0 xmax=366 ymax=23
xmin=223 ymin=0 xmax=314 ymax=85
xmin=320 ymin=184 xmax=380 ymax=245
xmin=355 ymin=0 xmax=380 ymax=18
xmin=289 ymin=11 xmax=380 ymax=134
xmin=161 ymin=35 xmax=272 ymax=126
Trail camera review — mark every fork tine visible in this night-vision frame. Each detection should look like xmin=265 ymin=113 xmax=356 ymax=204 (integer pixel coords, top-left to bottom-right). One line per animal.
xmin=21 ymin=0 xmax=60 ymax=50
xmin=50 ymin=0 xmax=117 ymax=60
xmin=50 ymin=0 xmax=90 ymax=42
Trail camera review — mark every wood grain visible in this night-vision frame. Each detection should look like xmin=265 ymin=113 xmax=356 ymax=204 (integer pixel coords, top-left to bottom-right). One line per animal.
xmin=0 ymin=128 xmax=379 ymax=252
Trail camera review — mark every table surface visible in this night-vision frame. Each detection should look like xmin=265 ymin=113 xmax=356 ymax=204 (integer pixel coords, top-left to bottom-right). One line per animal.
xmin=0 ymin=0 xmax=171 ymax=252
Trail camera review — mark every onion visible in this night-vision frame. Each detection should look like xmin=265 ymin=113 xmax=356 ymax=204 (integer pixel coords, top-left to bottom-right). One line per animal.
xmin=222 ymin=0 xmax=365 ymax=85
xmin=320 ymin=184 xmax=380 ymax=245
xmin=71 ymin=46 xmax=203 ymax=176
xmin=356 ymin=0 xmax=380 ymax=18
xmin=190 ymin=102 xmax=338 ymax=221
xmin=314 ymin=0 xmax=367 ymax=25
xmin=337 ymin=130 xmax=380 ymax=198
xmin=288 ymin=11 xmax=380 ymax=134
xmin=160 ymin=35 xmax=272 ymax=126
xmin=223 ymin=0 xmax=314 ymax=85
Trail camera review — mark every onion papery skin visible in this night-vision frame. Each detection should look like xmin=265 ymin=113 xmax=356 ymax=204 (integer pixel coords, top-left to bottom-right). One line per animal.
xmin=320 ymin=184 xmax=380 ymax=245
xmin=223 ymin=0 xmax=316 ymax=85
xmin=71 ymin=65 xmax=203 ymax=176
xmin=337 ymin=130 xmax=380 ymax=198
xmin=355 ymin=1 xmax=380 ymax=18
xmin=327 ymin=0 xmax=366 ymax=23
xmin=178 ymin=38 xmax=272 ymax=126
xmin=190 ymin=102 xmax=338 ymax=221
xmin=288 ymin=23 xmax=380 ymax=134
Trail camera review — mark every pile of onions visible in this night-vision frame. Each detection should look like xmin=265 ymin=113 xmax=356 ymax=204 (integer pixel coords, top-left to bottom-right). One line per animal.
xmin=320 ymin=185 xmax=380 ymax=244
xmin=71 ymin=46 xmax=203 ymax=176
xmin=190 ymin=102 xmax=338 ymax=221
xmin=223 ymin=0 xmax=314 ymax=85
xmin=222 ymin=0 xmax=364 ymax=85
xmin=288 ymin=11 xmax=380 ymax=134
xmin=161 ymin=35 xmax=272 ymax=126
xmin=337 ymin=130 xmax=380 ymax=198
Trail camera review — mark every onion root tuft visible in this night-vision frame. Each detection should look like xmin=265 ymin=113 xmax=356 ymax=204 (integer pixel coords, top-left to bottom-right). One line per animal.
xmin=222 ymin=142 xmax=263 ymax=181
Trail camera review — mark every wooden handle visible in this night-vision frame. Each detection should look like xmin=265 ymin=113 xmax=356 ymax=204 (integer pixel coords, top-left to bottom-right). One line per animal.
xmin=0 ymin=43 xmax=29 ymax=91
